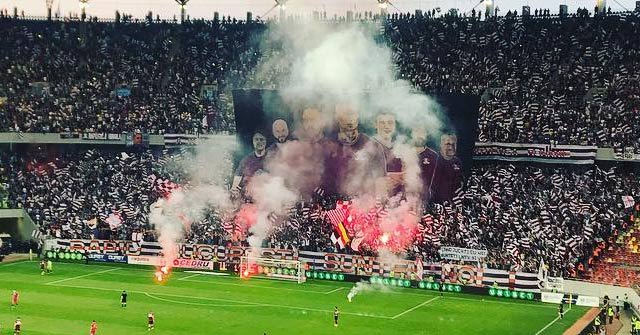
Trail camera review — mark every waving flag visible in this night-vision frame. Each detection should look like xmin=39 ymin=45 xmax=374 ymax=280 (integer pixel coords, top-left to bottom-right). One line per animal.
xmin=105 ymin=212 xmax=123 ymax=230
xmin=325 ymin=201 xmax=352 ymax=249
xmin=416 ymin=258 xmax=424 ymax=281
xmin=350 ymin=232 xmax=365 ymax=252
xmin=622 ymin=196 xmax=635 ymax=208
xmin=537 ymin=258 xmax=548 ymax=284
xmin=331 ymin=231 xmax=347 ymax=249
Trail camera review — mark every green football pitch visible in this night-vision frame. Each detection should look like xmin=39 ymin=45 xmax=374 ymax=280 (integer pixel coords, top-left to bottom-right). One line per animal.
xmin=0 ymin=261 xmax=588 ymax=335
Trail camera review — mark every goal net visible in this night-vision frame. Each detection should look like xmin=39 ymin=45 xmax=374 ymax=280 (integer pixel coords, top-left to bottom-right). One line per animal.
xmin=239 ymin=256 xmax=305 ymax=284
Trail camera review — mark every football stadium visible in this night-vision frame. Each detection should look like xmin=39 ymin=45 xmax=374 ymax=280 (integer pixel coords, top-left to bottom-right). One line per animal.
xmin=0 ymin=0 xmax=639 ymax=334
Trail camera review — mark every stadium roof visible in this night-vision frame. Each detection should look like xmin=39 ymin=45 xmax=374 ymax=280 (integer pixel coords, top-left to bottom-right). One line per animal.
xmin=0 ymin=0 xmax=633 ymax=21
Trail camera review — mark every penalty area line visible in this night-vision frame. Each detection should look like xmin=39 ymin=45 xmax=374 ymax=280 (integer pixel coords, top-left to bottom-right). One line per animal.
xmin=324 ymin=287 xmax=345 ymax=295
xmin=178 ymin=273 xmax=200 ymax=281
xmin=391 ymin=296 xmax=440 ymax=319
xmin=180 ymin=278 xmax=335 ymax=295
xmin=143 ymin=292 xmax=264 ymax=308
xmin=45 ymin=268 xmax=120 ymax=285
xmin=533 ymin=304 xmax=572 ymax=335
xmin=0 ymin=260 xmax=37 ymax=267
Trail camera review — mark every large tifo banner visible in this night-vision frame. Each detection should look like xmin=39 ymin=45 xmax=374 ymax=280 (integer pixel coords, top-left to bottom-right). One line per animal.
xmin=49 ymin=239 xmax=542 ymax=292
xmin=473 ymin=142 xmax=598 ymax=164
xmin=232 ymin=89 xmax=480 ymax=195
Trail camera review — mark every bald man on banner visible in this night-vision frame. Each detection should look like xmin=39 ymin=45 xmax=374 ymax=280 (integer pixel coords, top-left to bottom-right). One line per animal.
xmin=325 ymin=102 xmax=386 ymax=196
xmin=372 ymin=111 xmax=404 ymax=196
xmin=266 ymin=119 xmax=292 ymax=156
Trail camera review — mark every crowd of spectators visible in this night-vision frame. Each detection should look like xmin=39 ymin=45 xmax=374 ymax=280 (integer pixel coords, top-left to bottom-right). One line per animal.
xmin=249 ymin=162 xmax=639 ymax=278
xmin=0 ymin=9 xmax=639 ymax=277
xmin=413 ymin=163 xmax=639 ymax=277
xmin=2 ymin=148 xmax=638 ymax=277
xmin=388 ymin=13 xmax=640 ymax=154
xmin=0 ymin=11 xmax=639 ymax=151
xmin=0 ymin=18 xmax=254 ymax=134
xmin=1 ymin=149 xmax=172 ymax=241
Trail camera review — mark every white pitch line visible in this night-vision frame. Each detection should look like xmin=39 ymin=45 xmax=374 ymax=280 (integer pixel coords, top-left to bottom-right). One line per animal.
xmin=177 ymin=273 xmax=200 ymax=281
xmin=533 ymin=304 xmax=572 ymax=335
xmin=533 ymin=316 xmax=560 ymax=335
xmin=41 ymin=264 xmax=555 ymax=311
xmin=114 ymin=270 xmax=552 ymax=309
xmin=324 ymin=287 xmax=345 ymax=295
xmin=45 ymin=268 xmax=120 ymax=285
xmin=0 ymin=260 xmax=37 ymax=267
xmin=143 ymin=292 xmax=265 ymax=308
xmin=177 ymin=277 xmax=554 ymax=309
xmin=391 ymin=296 xmax=440 ymax=319
xmin=180 ymin=278 xmax=335 ymax=295
xmin=47 ymin=282 xmax=393 ymax=319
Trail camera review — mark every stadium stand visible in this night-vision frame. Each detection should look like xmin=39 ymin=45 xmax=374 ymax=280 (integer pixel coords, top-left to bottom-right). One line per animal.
xmin=0 ymin=10 xmax=638 ymax=286
xmin=0 ymin=14 xmax=638 ymax=151
xmin=2 ymin=148 xmax=637 ymax=279
xmin=389 ymin=14 xmax=640 ymax=154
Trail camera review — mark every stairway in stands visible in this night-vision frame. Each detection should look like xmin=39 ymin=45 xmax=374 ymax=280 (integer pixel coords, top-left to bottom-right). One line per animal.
xmin=586 ymin=224 xmax=640 ymax=287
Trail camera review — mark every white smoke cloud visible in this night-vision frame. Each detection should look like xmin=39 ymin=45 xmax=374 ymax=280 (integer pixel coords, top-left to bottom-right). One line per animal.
xmin=152 ymin=19 xmax=448 ymax=265
xmin=246 ymin=173 xmax=298 ymax=251
xmin=250 ymin=21 xmax=444 ymax=139
xmin=150 ymin=137 xmax=237 ymax=266
xmin=249 ymin=20 xmax=445 ymax=256
xmin=377 ymin=248 xmax=408 ymax=271
xmin=392 ymin=140 xmax=422 ymax=195
xmin=276 ymin=22 xmax=444 ymax=138
xmin=347 ymin=280 xmax=391 ymax=302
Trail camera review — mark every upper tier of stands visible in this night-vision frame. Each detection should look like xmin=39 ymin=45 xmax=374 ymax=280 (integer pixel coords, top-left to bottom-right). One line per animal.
xmin=0 ymin=12 xmax=638 ymax=153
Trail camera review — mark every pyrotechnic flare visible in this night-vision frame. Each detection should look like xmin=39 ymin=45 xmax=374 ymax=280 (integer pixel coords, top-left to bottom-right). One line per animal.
xmin=346 ymin=281 xmax=390 ymax=302
xmin=149 ymin=138 xmax=235 ymax=281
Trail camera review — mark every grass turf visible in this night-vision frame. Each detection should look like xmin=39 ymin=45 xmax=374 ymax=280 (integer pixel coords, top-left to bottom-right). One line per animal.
xmin=0 ymin=261 xmax=588 ymax=335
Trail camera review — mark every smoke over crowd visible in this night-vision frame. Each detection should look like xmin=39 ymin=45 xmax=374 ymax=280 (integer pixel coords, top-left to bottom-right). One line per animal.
xmin=150 ymin=20 xmax=448 ymax=271
xmin=149 ymin=138 xmax=237 ymax=269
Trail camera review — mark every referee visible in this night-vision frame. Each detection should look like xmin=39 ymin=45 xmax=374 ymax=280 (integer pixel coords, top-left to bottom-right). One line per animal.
xmin=558 ymin=303 xmax=564 ymax=319
xmin=121 ymin=290 xmax=127 ymax=308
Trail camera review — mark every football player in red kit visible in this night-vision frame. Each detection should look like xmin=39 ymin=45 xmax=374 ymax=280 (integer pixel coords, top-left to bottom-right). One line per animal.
xmin=11 ymin=290 xmax=19 ymax=309
xmin=89 ymin=320 xmax=98 ymax=335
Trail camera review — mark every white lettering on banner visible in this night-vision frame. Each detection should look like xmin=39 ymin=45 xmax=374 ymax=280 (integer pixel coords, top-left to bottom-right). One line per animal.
xmin=172 ymin=259 xmax=214 ymax=270
xmin=177 ymin=244 xmax=295 ymax=263
xmin=50 ymin=239 xmax=543 ymax=292
xmin=82 ymin=133 xmax=122 ymax=141
xmin=623 ymin=147 xmax=635 ymax=160
xmin=127 ymin=256 xmax=164 ymax=266
xmin=576 ymin=295 xmax=600 ymax=307
xmin=545 ymin=277 xmax=564 ymax=291
xmin=541 ymin=292 xmax=564 ymax=304
xmin=438 ymin=246 xmax=488 ymax=261
xmin=108 ymin=255 xmax=127 ymax=262
xmin=62 ymin=239 xmax=144 ymax=256
xmin=473 ymin=142 xmax=597 ymax=164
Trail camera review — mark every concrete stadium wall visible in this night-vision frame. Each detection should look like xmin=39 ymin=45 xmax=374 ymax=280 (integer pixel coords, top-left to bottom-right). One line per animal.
xmin=0 ymin=133 xmax=165 ymax=146
xmin=564 ymin=279 xmax=640 ymax=311
xmin=0 ymin=209 xmax=36 ymax=240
